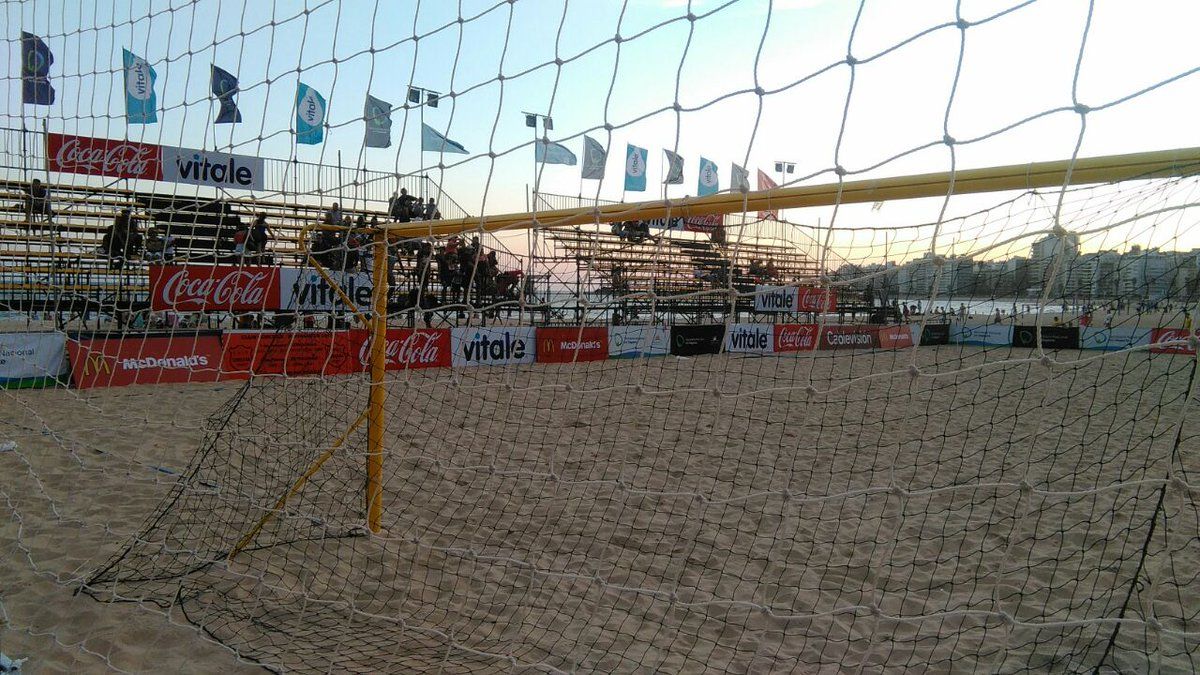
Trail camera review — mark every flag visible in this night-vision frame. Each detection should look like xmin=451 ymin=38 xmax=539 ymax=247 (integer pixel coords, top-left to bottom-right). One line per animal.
xmin=731 ymin=163 xmax=749 ymax=192
xmin=663 ymin=149 xmax=684 ymax=185
xmin=756 ymin=169 xmax=778 ymax=220
xmin=20 ymin=32 xmax=54 ymax=105
xmin=698 ymin=157 xmax=719 ymax=196
xmin=774 ymin=162 xmax=783 ymax=173
xmin=295 ymin=82 xmax=326 ymax=145
xmin=122 ymin=49 xmax=157 ymax=124
xmin=363 ymin=94 xmax=392 ymax=148
xmin=624 ymin=144 xmax=647 ymax=192
xmin=543 ymin=116 xmax=553 ymax=131
xmin=535 ymin=139 xmax=577 ymax=165
xmin=211 ymin=65 xmax=241 ymax=124
xmin=427 ymin=92 xmax=439 ymax=108
xmin=582 ymin=135 xmax=606 ymax=179
xmin=421 ymin=123 xmax=468 ymax=154
xmin=408 ymin=87 xmax=421 ymax=104
xmin=525 ymin=113 xmax=537 ymax=128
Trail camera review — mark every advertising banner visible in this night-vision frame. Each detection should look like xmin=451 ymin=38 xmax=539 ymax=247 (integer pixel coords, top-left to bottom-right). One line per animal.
xmin=819 ymin=325 xmax=877 ymax=350
xmin=724 ymin=323 xmax=774 ymax=354
xmin=877 ymin=324 xmax=915 ymax=350
xmin=753 ymin=285 xmax=837 ymax=313
xmin=0 ymin=332 xmax=67 ymax=388
xmin=220 ymin=331 xmax=352 ymax=377
xmin=451 ymin=326 xmax=536 ymax=367
xmin=1012 ymin=325 xmax=1079 ymax=350
xmin=67 ymin=335 xmax=224 ymax=388
xmin=47 ymin=132 xmax=162 ymax=181
xmin=670 ymin=324 xmax=725 ymax=356
xmin=536 ymin=327 xmax=609 ymax=363
xmin=953 ymin=323 xmax=1013 ymax=346
xmin=346 ymin=328 xmax=451 ymax=370
xmin=919 ymin=323 xmax=950 ymax=346
xmin=1080 ymin=327 xmax=1152 ymax=351
xmin=47 ymin=133 xmax=265 ymax=192
xmin=279 ymin=268 xmax=374 ymax=312
xmin=150 ymin=265 xmax=281 ymax=312
xmin=773 ymin=323 xmax=819 ymax=352
xmin=160 ymin=145 xmax=266 ymax=191
xmin=646 ymin=214 xmax=725 ymax=233
xmin=1149 ymin=328 xmax=1198 ymax=355
xmin=608 ymin=325 xmax=670 ymax=358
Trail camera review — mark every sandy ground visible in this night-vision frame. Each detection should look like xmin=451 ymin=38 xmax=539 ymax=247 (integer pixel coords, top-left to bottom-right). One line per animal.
xmin=2 ymin=345 xmax=1198 ymax=673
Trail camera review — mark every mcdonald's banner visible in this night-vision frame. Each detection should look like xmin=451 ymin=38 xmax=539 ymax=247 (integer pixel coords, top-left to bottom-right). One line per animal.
xmin=66 ymin=335 xmax=224 ymax=389
xmin=535 ymin=327 xmax=608 ymax=363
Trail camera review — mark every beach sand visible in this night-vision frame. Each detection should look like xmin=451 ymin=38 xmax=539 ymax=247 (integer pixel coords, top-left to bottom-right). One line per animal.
xmin=2 ymin=345 xmax=1197 ymax=673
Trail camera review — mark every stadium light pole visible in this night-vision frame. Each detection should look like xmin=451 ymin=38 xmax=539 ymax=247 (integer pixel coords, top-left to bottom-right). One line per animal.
xmin=409 ymin=85 xmax=441 ymax=196
xmin=774 ymin=160 xmax=796 ymax=187
xmin=523 ymin=112 xmax=554 ymax=206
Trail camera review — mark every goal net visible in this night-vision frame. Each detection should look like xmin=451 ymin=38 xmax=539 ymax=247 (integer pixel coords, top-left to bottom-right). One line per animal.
xmin=3 ymin=1 xmax=1200 ymax=673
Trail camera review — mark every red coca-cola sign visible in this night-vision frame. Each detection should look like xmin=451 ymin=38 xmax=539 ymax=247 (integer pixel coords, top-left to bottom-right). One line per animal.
xmin=150 ymin=265 xmax=281 ymax=311
xmin=1149 ymin=328 xmax=1198 ymax=355
xmin=47 ymin=132 xmax=163 ymax=181
xmin=351 ymin=328 xmax=451 ymax=370
xmin=773 ymin=323 xmax=818 ymax=352
xmin=797 ymin=287 xmax=837 ymax=313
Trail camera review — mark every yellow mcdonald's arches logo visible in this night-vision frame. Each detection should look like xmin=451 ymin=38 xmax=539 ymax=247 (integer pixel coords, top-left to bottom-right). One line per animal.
xmin=542 ymin=339 xmax=553 ymax=353
xmin=81 ymin=352 xmax=112 ymax=377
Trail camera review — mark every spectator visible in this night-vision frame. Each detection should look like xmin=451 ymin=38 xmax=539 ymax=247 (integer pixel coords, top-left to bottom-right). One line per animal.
xmin=144 ymin=225 xmax=165 ymax=262
xmin=103 ymin=209 xmax=140 ymax=270
xmin=423 ymin=197 xmax=439 ymax=220
xmin=233 ymin=221 xmax=249 ymax=258
xmin=23 ymin=179 xmax=54 ymax=229
xmin=249 ymin=213 xmax=272 ymax=261
xmin=389 ymin=188 xmax=415 ymax=222
xmin=435 ymin=246 xmax=453 ymax=303
xmin=415 ymin=241 xmax=433 ymax=292
xmin=324 ymin=202 xmax=343 ymax=227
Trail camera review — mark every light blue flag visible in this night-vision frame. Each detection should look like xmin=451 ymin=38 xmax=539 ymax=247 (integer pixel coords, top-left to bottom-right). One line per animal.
xmin=363 ymin=94 xmax=392 ymax=148
xmin=582 ymin=135 xmax=606 ymax=179
xmin=698 ymin=157 xmax=719 ymax=196
xmin=122 ymin=49 xmax=157 ymax=124
xmin=295 ymin=82 xmax=326 ymax=145
xmin=421 ymin=123 xmax=468 ymax=154
xmin=624 ymin=144 xmax=647 ymax=192
xmin=535 ymin=139 xmax=577 ymax=166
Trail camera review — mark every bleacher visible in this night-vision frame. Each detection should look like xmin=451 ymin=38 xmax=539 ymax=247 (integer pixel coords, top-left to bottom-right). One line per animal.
xmin=546 ymin=226 xmax=823 ymax=320
xmin=0 ymin=177 xmax=523 ymax=325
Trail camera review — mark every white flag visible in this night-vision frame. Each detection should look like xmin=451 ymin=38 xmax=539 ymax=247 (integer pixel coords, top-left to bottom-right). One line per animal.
xmin=663 ymin=149 xmax=684 ymax=185
xmin=731 ymin=163 xmax=750 ymax=193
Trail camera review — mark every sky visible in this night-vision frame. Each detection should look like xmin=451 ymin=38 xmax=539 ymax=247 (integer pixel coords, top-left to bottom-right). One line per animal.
xmin=4 ymin=0 xmax=1200 ymax=263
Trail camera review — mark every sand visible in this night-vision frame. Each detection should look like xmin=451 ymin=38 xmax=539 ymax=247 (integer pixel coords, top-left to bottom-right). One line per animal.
xmin=2 ymin=345 xmax=1198 ymax=673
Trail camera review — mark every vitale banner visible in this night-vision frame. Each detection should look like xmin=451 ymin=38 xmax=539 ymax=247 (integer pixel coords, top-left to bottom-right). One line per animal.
xmin=161 ymin=145 xmax=265 ymax=190
xmin=47 ymin=133 xmax=265 ymax=191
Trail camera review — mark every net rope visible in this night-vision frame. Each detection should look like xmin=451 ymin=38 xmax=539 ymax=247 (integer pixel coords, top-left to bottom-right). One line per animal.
xmin=2 ymin=0 xmax=1200 ymax=672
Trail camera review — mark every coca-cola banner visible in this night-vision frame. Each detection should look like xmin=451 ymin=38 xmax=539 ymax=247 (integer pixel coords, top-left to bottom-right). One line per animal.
xmin=221 ymin=331 xmax=353 ymax=377
xmin=724 ymin=323 xmax=774 ymax=354
xmin=451 ymin=326 xmax=536 ymax=367
xmin=536 ymin=327 xmax=608 ymax=363
xmin=773 ymin=324 xmax=819 ymax=352
xmin=47 ymin=132 xmax=162 ymax=181
xmin=346 ymin=328 xmax=451 ymax=370
xmin=67 ymin=335 xmax=224 ymax=389
xmin=1149 ymin=328 xmax=1198 ymax=355
xmin=819 ymin=325 xmax=878 ymax=350
xmin=753 ymin=285 xmax=837 ymax=313
xmin=150 ymin=265 xmax=281 ymax=312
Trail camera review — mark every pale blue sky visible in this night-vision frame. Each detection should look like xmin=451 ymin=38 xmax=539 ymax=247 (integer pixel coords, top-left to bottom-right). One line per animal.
xmin=4 ymin=0 xmax=1200 ymax=259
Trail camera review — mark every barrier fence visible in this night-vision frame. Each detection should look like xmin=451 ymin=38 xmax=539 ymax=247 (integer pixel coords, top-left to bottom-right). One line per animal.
xmin=4 ymin=323 xmax=1196 ymax=390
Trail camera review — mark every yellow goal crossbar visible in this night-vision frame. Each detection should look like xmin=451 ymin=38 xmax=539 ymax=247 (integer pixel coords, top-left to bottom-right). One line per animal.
xmin=382 ymin=146 xmax=1200 ymax=239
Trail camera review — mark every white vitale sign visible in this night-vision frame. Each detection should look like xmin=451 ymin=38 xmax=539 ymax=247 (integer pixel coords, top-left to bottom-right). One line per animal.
xmin=0 ymin=332 xmax=67 ymax=383
xmin=160 ymin=145 xmax=266 ymax=191
xmin=754 ymin=285 xmax=798 ymax=312
xmin=608 ymin=325 xmax=670 ymax=358
xmin=279 ymin=269 xmax=374 ymax=312
xmin=1080 ymin=327 xmax=1152 ymax=351
xmin=451 ymin=326 xmax=536 ymax=367
xmin=724 ymin=323 xmax=774 ymax=354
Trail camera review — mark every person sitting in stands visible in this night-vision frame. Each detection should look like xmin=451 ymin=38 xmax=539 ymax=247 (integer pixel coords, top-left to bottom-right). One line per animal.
xmin=23 ymin=179 xmax=54 ymax=229
xmin=389 ymin=189 xmax=415 ymax=222
xmin=435 ymin=246 xmax=453 ymax=302
xmin=314 ymin=227 xmax=341 ymax=269
xmin=764 ymin=260 xmax=778 ymax=280
xmin=424 ymin=197 xmax=439 ymax=220
xmin=249 ymin=213 xmax=272 ymax=262
xmin=144 ymin=225 xmax=164 ymax=262
xmin=103 ymin=209 xmax=138 ymax=270
xmin=233 ymin=221 xmax=249 ymax=258
xmin=324 ymin=202 xmax=343 ymax=227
